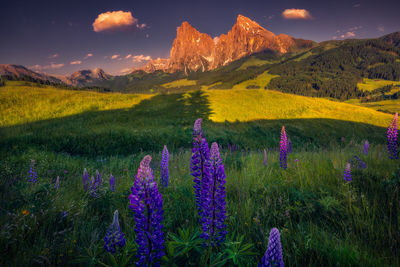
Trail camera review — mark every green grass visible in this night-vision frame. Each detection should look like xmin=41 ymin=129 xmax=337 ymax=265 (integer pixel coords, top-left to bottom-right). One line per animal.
xmin=0 ymin=144 xmax=399 ymax=266
xmin=237 ymin=56 xmax=276 ymax=70
xmin=206 ymin=89 xmax=392 ymax=127
xmin=293 ymin=51 xmax=312 ymax=62
xmin=1 ymin=81 xmax=399 ymax=265
xmin=0 ymin=81 xmax=152 ymax=126
xmin=161 ymin=79 xmax=197 ymax=88
xmin=232 ymin=71 xmax=279 ymax=90
xmin=357 ymin=78 xmax=400 ymax=92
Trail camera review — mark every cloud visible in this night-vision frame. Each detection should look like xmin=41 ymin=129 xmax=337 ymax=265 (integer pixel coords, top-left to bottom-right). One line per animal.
xmin=332 ymin=36 xmax=338 ymax=40
xmin=84 ymin=53 xmax=93 ymax=59
xmin=70 ymin=60 xmax=82 ymax=65
xmin=120 ymin=68 xmax=132 ymax=74
xmin=353 ymin=3 xmax=361 ymax=8
xmin=377 ymin=26 xmax=385 ymax=32
xmin=125 ymin=54 xmax=132 ymax=59
xmin=30 ymin=63 xmax=64 ymax=70
xmin=137 ymin=23 xmax=147 ymax=29
xmin=92 ymin=11 xmax=144 ymax=32
xmin=145 ymin=34 xmax=150 ymax=38
xmin=49 ymin=53 xmax=58 ymax=59
xmin=346 ymin=31 xmax=356 ymax=37
xmin=282 ymin=9 xmax=312 ymax=20
xmin=132 ymin=55 xmax=152 ymax=62
xmin=111 ymin=54 xmax=120 ymax=60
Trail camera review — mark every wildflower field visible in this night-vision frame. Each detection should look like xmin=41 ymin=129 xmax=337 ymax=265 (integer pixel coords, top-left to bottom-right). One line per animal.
xmin=0 ymin=82 xmax=399 ymax=266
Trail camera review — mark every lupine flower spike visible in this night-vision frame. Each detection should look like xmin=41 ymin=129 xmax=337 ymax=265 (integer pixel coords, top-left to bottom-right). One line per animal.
xmin=109 ymin=174 xmax=115 ymax=192
xmin=344 ymin=163 xmax=351 ymax=182
xmin=83 ymin=168 xmax=89 ymax=191
xmin=259 ymin=228 xmax=284 ymax=267
xmin=129 ymin=155 xmax=164 ymax=266
xmin=95 ymin=170 xmax=102 ymax=188
xmin=363 ymin=140 xmax=369 ymax=156
xmin=190 ymin=118 xmax=212 ymax=215
xmin=280 ymin=126 xmax=288 ymax=170
xmin=263 ymin=149 xmax=268 ymax=166
xmin=200 ymin=142 xmax=227 ymax=245
xmin=28 ymin=160 xmax=38 ymax=183
xmin=104 ymin=210 xmax=126 ymax=254
xmin=90 ymin=176 xmax=97 ymax=197
xmin=387 ymin=112 xmax=398 ymax=159
xmin=161 ymin=145 xmax=169 ymax=188
xmin=55 ymin=176 xmax=60 ymax=190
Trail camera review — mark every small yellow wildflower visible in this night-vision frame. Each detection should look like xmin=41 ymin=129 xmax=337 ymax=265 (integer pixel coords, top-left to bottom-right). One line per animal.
xmin=22 ymin=210 xmax=29 ymax=216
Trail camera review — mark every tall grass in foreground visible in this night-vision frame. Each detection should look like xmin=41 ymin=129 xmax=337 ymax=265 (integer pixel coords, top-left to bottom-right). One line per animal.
xmin=0 ymin=144 xmax=399 ymax=266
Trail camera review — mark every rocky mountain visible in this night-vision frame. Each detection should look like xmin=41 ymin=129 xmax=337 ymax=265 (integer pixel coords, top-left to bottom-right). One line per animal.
xmin=0 ymin=64 xmax=63 ymax=83
xmin=0 ymin=64 xmax=112 ymax=87
xmin=63 ymin=68 xmax=112 ymax=87
xmin=138 ymin=14 xmax=315 ymax=74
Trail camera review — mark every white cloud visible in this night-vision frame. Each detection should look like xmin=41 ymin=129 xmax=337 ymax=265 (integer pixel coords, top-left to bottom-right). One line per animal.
xmin=346 ymin=31 xmax=356 ymax=37
xmin=353 ymin=3 xmax=361 ymax=8
xmin=377 ymin=26 xmax=385 ymax=32
xmin=70 ymin=60 xmax=82 ymax=65
xmin=132 ymin=55 xmax=152 ymax=62
xmin=282 ymin=9 xmax=312 ymax=20
xmin=111 ymin=54 xmax=120 ymax=60
xmin=92 ymin=10 xmax=145 ymax=32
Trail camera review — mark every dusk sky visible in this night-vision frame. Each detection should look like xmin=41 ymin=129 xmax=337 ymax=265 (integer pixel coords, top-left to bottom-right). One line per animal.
xmin=1 ymin=0 xmax=399 ymax=75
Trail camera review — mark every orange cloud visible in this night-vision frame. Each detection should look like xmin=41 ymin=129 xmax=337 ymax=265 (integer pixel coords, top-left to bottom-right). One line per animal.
xmin=282 ymin=9 xmax=312 ymax=20
xmin=92 ymin=11 xmax=143 ymax=32
xmin=49 ymin=53 xmax=58 ymax=59
xmin=125 ymin=54 xmax=132 ymax=59
xmin=120 ymin=68 xmax=132 ymax=74
xmin=346 ymin=32 xmax=356 ymax=37
xmin=30 ymin=63 xmax=64 ymax=70
xmin=70 ymin=60 xmax=82 ymax=65
xmin=132 ymin=55 xmax=152 ymax=62
xmin=111 ymin=54 xmax=120 ymax=60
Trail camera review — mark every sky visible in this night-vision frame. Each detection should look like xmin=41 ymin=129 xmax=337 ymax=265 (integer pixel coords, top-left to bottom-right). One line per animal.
xmin=1 ymin=0 xmax=399 ymax=76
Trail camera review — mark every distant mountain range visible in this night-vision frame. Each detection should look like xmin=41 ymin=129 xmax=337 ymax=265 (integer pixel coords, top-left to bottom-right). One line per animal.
xmin=1 ymin=15 xmax=399 ymax=100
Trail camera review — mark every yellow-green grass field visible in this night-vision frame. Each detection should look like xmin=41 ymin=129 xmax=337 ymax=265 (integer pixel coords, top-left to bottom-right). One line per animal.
xmin=161 ymin=78 xmax=197 ymax=88
xmin=206 ymin=89 xmax=393 ymax=127
xmin=0 ymin=81 xmax=152 ymax=126
xmin=357 ymin=78 xmax=400 ymax=92
xmin=353 ymin=99 xmax=400 ymax=114
xmin=293 ymin=51 xmax=312 ymax=61
xmin=232 ymin=71 xmax=279 ymax=90
xmin=237 ymin=56 xmax=278 ymax=70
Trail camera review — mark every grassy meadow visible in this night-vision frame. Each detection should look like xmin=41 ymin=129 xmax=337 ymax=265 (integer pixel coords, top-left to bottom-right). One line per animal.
xmin=0 ymin=81 xmax=399 ymax=266
xmin=357 ymin=78 xmax=400 ymax=92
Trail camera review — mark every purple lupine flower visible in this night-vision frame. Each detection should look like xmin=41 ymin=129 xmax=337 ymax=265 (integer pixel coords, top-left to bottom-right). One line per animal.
xmin=190 ymin=118 xmax=212 ymax=215
xmin=280 ymin=126 xmax=288 ymax=170
xmin=259 ymin=228 xmax=284 ymax=267
xmin=387 ymin=112 xmax=398 ymax=159
xmin=109 ymin=174 xmax=115 ymax=192
xmin=95 ymin=170 xmax=102 ymax=188
xmin=129 ymin=156 xmax=164 ymax=266
xmin=287 ymin=139 xmax=292 ymax=154
xmin=83 ymin=168 xmax=89 ymax=191
xmin=55 ymin=176 xmax=60 ymax=190
xmin=349 ymin=156 xmax=367 ymax=169
xmin=160 ymin=145 xmax=169 ymax=188
xmin=363 ymin=140 xmax=369 ymax=156
xmin=344 ymin=163 xmax=351 ymax=182
xmin=89 ymin=176 xmax=97 ymax=197
xmin=28 ymin=160 xmax=38 ymax=183
xmin=263 ymin=149 xmax=268 ymax=166
xmin=200 ymin=142 xmax=227 ymax=245
xmin=104 ymin=210 xmax=126 ymax=254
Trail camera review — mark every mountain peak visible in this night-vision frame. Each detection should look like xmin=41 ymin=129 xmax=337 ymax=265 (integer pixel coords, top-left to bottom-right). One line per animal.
xmin=235 ymin=14 xmax=263 ymax=30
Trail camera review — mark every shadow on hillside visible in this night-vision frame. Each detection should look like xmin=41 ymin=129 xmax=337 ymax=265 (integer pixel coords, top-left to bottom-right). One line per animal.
xmin=0 ymin=90 xmax=388 ymax=156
